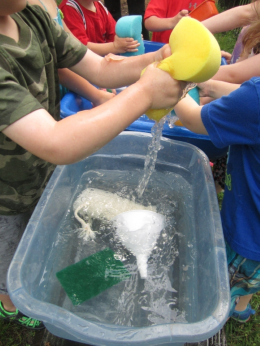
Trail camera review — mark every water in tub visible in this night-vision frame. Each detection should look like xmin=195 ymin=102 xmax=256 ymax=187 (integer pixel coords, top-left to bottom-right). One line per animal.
xmin=40 ymin=115 xmax=195 ymax=327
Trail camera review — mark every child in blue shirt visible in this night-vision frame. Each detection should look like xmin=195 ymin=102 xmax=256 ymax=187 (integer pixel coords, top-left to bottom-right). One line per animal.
xmin=174 ymin=78 xmax=260 ymax=322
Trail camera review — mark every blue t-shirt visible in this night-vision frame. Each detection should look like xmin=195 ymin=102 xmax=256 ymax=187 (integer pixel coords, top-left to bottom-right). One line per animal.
xmin=201 ymin=77 xmax=260 ymax=261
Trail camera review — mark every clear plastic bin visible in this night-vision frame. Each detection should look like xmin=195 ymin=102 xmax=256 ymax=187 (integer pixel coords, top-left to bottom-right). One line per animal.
xmin=8 ymin=132 xmax=230 ymax=346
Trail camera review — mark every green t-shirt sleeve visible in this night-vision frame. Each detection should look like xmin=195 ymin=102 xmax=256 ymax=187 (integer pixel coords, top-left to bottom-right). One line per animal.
xmin=0 ymin=68 xmax=43 ymax=132
xmin=38 ymin=7 xmax=88 ymax=69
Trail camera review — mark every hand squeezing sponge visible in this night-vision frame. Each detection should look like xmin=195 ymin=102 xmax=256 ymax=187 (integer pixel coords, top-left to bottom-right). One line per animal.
xmin=144 ymin=17 xmax=221 ymax=122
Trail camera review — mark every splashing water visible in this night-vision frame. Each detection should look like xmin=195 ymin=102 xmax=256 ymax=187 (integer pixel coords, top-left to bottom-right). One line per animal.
xmin=136 ymin=114 xmax=179 ymax=198
xmin=112 ymin=210 xmax=165 ymax=279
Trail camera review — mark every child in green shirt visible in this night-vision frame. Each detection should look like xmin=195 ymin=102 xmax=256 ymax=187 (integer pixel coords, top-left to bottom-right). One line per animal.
xmin=0 ymin=0 xmax=184 ymax=329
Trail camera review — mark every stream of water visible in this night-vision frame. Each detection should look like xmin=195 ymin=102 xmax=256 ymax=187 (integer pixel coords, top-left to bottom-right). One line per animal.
xmin=136 ymin=114 xmax=179 ymax=198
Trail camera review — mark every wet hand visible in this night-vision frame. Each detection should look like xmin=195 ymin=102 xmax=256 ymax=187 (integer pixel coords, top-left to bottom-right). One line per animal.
xmin=140 ymin=62 xmax=187 ymax=110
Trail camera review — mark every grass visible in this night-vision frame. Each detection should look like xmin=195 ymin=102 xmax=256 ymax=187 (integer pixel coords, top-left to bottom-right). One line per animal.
xmin=215 ymin=29 xmax=240 ymax=53
xmin=0 ymin=319 xmax=37 ymax=346
xmin=225 ymin=293 xmax=260 ymax=346
xmin=214 ymin=3 xmax=241 ymax=53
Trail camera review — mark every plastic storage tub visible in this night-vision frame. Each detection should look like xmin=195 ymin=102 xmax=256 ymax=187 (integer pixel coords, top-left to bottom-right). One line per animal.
xmin=8 ymin=132 xmax=230 ymax=346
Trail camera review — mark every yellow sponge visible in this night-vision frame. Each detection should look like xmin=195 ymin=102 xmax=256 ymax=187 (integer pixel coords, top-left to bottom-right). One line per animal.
xmin=144 ymin=17 xmax=221 ymax=122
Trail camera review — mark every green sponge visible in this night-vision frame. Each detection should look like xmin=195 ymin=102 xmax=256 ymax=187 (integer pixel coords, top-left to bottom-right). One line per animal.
xmin=56 ymin=248 xmax=130 ymax=306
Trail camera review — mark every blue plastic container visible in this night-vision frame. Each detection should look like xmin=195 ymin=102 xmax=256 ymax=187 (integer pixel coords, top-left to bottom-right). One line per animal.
xmin=60 ymin=92 xmax=92 ymax=119
xmin=8 ymin=132 xmax=230 ymax=346
xmin=143 ymin=39 xmax=164 ymax=53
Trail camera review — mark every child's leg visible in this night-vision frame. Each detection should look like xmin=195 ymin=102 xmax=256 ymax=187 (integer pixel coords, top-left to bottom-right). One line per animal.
xmin=0 ymin=294 xmax=16 ymax=311
xmin=235 ymin=294 xmax=253 ymax=311
xmin=0 ymin=212 xmax=44 ymax=329
xmin=0 ymin=212 xmax=32 ymax=301
xmin=226 ymin=241 xmax=260 ymax=321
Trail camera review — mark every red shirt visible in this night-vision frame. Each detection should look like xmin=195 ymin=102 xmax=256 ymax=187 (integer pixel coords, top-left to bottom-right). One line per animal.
xmin=144 ymin=0 xmax=203 ymax=43
xmin=59 ymin=0 xmax=116 ymax=45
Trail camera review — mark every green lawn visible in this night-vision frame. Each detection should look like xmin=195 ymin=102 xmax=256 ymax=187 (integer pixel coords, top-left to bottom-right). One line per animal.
xmin=0 ymin=319 xmax=36 ymax=346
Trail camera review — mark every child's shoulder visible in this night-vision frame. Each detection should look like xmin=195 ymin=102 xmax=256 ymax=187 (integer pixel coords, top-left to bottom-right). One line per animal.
xmin=95 ymin=1 xmax=110 ymax=15
xmin=242 ymin=77 xmax=260 ymax=92
xmin=19 ymin=2 xmax=53 ymax=25
xmin=251 ymin=76 xmax=260 ymax=84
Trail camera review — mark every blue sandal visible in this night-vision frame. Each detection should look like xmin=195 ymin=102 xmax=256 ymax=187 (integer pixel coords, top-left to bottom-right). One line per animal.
xmin=0 ymin=301 xmax=45 ymax=330
xmin=231 ymin=304 xmax=255 ymax=323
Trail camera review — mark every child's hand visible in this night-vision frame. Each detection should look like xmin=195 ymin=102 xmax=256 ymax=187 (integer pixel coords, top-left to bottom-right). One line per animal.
xmin=197 ymin=81 xmax=212 ymax=98
xmin=92 ymin=89 xmax=116 ymax=107
xmin=140 ymin=62 xmax=186 ymax=110
xmin=169 ymin=10 xmax=189 ymax=29
xmin=177 ymin=9 xmax=189 ymax=20
xmin=113 ymin=35 xmax=140 ymax=53
xmin=197 ymin=81 xmax=216 ymax=105
xmin=221 ymin=50 xmax=232 ymax=64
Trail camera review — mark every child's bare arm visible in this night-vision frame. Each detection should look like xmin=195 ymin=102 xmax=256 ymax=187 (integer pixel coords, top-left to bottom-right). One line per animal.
xmin=173 ymin=95 xmax=207 ymax=134
xmin=202 ymin=1 xmax=260 ymax=33
xmin=58 ymin=69 xmax=115 ymax=106
xmin=175 ymin=81 xmax=241 ymax=133
xmin=211 ymin=53 xmax=260 ymax=83
xmin=198 ymin=79 xmax=241 ymax=99
xmin=70 ymin=44 xmax=172 ymax=89
xmin=3 ymin=62 xmax=184 ymax=165
xmin=145 ymin=10 xmax=189 ymax=32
